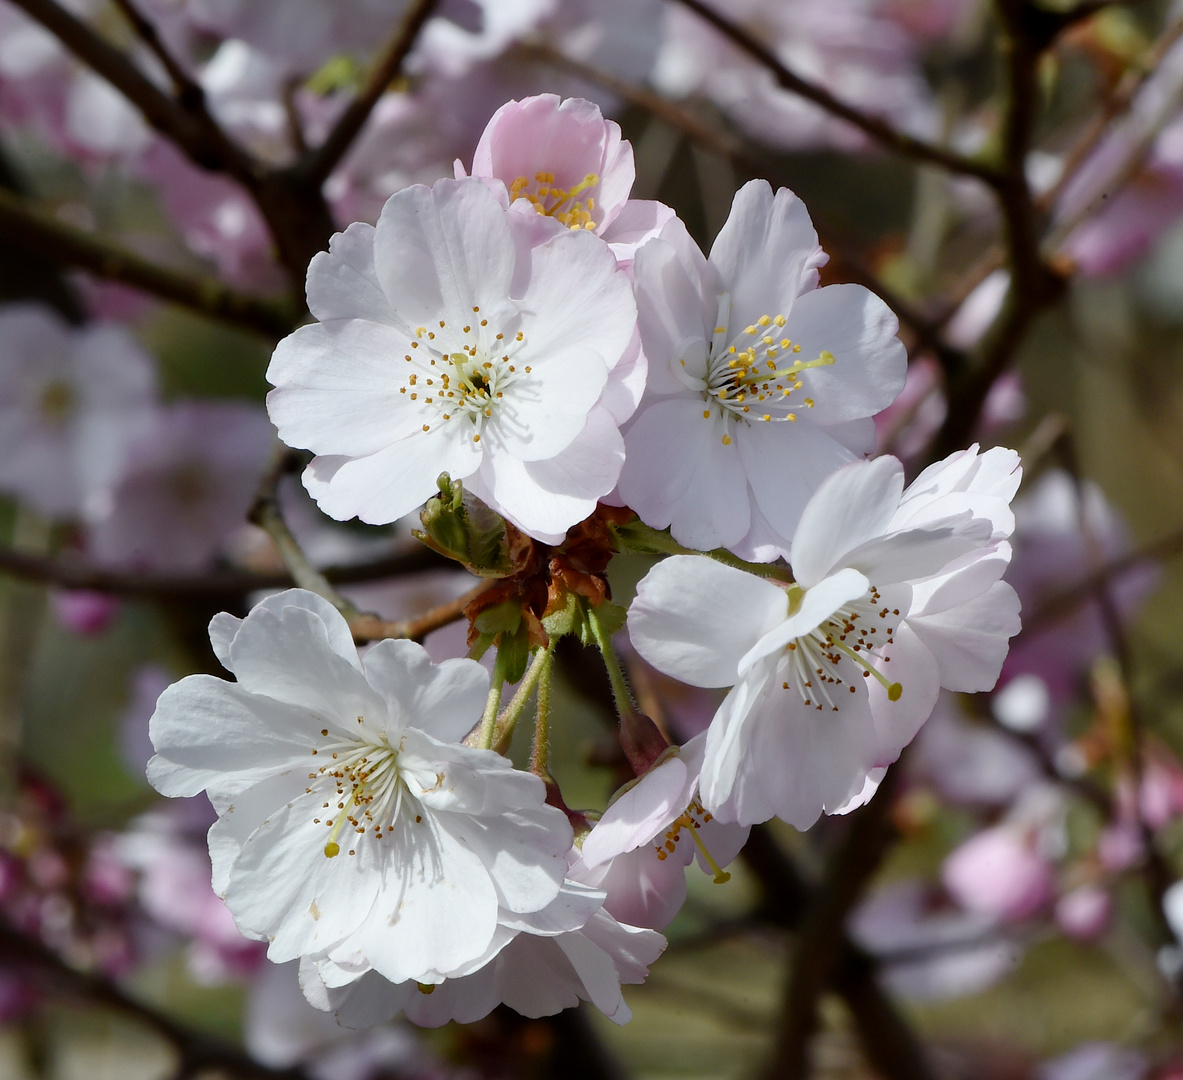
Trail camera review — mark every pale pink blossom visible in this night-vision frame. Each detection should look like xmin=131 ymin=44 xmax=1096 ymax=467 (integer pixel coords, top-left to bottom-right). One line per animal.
xmin=268 ymin=177 xmax=640 ymax=543
xmin=620 ymin=180 xmax=906 ymax=559
xmin=629 ymin=447 xmax=1022 ymax=828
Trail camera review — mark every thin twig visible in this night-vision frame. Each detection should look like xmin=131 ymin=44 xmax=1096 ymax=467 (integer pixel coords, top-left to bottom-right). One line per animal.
xmin=248 ymin=451 xmax=356 ymax=615
xmin=929 ymin=0 xmax=1063 ymax=460
xmin=0 ymin=922 xmax=312 ymax=1080
xmin=0 ymin=188 xmax=298 ymax=337
xmin=349 ymin=579 xmax=494 ymax=644
xmin=302 ymin=0 xmax=442 ymax=186
xmin=109 ymin=0 xmax=203 ymax=104
xmin=669 ymin=0 xmax=1004 ymax=185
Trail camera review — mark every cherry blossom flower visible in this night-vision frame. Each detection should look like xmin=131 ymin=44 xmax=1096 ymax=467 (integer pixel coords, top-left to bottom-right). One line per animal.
xmin=619 ymin=180 xmax=907 ymax=559
xmin=147 ymin=589 xmax=573 ymax=985
xmin=459 ymin=93 xmax=674 ymax=265
xmin=576 ymin=732 xmax=749 ymax=929
xmin=0 ymin=303 xmax=157 ymax=520
xmin=628 ymin=446 xmax=1021 ymax=828
xmin=267 ymin=176 xmax=639 ymax=543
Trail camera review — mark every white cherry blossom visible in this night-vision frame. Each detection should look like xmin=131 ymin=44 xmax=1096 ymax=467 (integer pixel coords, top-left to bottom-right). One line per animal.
xmin=628 ymin=447 xmax=1022 ymax=829
xmin=147 ymin=589 xmax=572 ymax=986
xmin=618 ymin=179 xmax=907 ymax=560
xmin=267 ymin=176 xmax=639 ymax=543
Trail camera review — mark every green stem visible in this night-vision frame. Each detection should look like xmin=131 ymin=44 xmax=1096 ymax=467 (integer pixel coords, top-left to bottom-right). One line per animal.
xmin=530 ymin=649 xmax=555 ymax=779
xmin=586 ymin=605 xmax=636 ymax=722
xmin=613 ymin=519 xmax=794 ymax=582
xmin=478 ymin=646 xmax=509 ymax=750
xmin=492 ymin=645 xmax=552 ymax=752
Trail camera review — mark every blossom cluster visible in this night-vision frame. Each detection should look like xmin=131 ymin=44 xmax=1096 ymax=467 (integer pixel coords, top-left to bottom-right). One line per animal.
xmin=138 ymin=92 xmax=1026 ymax=1030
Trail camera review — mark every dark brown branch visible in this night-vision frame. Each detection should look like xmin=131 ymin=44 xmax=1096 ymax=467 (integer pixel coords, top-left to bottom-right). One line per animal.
xmin=762 ymin=770 xmax=907 ymax=1080
xmin=302 ymin=0 xmax=442 ymax=186
xmin=669 ymin=0 xmax=1003 ymax=185
xmin=109 ymin=0 xmax=202 ymax=103
xmin=741 ymin=826 xmax=939 ymax=1080
xmin=929 ymin=0 xmax=1064 ymax=460
xmin=0 ymin=922 xmax=312 ymax=1080
xmin=0 ymin=188 xmax=299 ymax=337
xmin=0 ymin=543 xmax=446 ymax=598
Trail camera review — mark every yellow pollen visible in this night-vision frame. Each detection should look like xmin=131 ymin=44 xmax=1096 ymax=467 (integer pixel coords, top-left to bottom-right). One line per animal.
xmin=721 ymin=434 xmax=732 ymax=445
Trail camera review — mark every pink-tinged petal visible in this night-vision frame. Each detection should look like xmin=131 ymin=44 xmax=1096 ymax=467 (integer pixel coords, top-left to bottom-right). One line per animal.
xmin=603 ymin=200 xmax=678 ymax=264
xmin=581 ymin=753 xmax=692 ymax=867
xmin=300 ymin=963 xmax=415 ymax=1029
xmin=735 ymin=418 xmax=860 ymax=557
xmin=620 ymin=397 xmax=752 ymax=550
xmin=372 ymin=178 xmax=517 ymax=330
xmin=709 ymin=180 xmax=825 ymax=327
xmin=573 ymin=846 xmax=689 ymax=931
xmin=789 ymin=457 xmax=905 ymax=588
xmin=360 ymin=639 xmax=488 ymax=745
xmin=304 ymin=221 xmax=392 ymax=325
xmin=784 ymin=285 xmax=907 ymax=424
xmin=485 ymin=344 xmax=609 ymax=461
xmin=632 ymin=219 xmax=717 ymax=396
xmin=629 ymin=556 xmax=789 ymax=687
xmin=908 ymin=579 xmax=1021 ymax=692
xmin=267 ymin=321 xmax=431 ymax=458
xmin=600 ymin=329 xmax=647 ymax=426
xmin=518 ymin=227 xmax=637 ymax=373
xmin=301 ymin=423 xmax=482 ymax=525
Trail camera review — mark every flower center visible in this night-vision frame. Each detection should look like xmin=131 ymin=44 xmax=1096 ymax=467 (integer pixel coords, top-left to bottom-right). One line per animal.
xmin=508 ymin=171 xmax=600 ymax=230
xmin=307 ymin=728 xmax=419 ymax=858
xmin=682 ymin=297 xmax=837 ymax=446
xmin=40 ymin=379 xmax=75 ymax=426
xmin=653 ymin=797 xmax=731 ymax=884
xmin=400 ymin=307 xmax=530 ymax=444
xmin=780 ymin=586 xmax=903 ymax=711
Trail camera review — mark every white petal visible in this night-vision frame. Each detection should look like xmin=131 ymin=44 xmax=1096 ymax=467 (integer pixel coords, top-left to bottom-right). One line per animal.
xmin=581 ymin=752 xmax=692 ymax=866
xmin=147 ymin=676 xmax=319 ymax=799
xmin=866 ymin=622 xmax=941 ymax=765
xmin=372 ymin=178 xmax=517 ymax=331
xmin=304 ymin=221 xmax=392 ymax=325
xmin=789 ymin=457 xmax=904 ymax=588
xmin=361 ymin=639 xmax=488 ymax=745
xmin=735 ymin=417 xmax=859 ymax=555
xmin=223 ymin=786 xmax=385 ymax=960
xmin=349 ymin=813 xmax=500 ymax=984
xmin=619 ymin=397 xmax=752 ymax=551
xmin=709 ymin=180 xmax=823 ymax=328
xmin=782 ymin=285 xmax=907 ymax=424
xmin=301 ymin=423 xmax=482 ymax=526
xmin=267 ymin=321 xmax=430 ymax=458
xmin=907 ymin=579 xmax=1021 ymax=692
xmin=629 ymin=555 xmax=790 ymax=687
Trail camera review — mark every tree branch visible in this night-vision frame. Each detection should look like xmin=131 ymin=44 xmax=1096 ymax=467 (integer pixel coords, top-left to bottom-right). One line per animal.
xmin=669 ymin=0 xmax=1003 ymax=185
xmin=349 ymin=579 xmax=494 ymax=644
xmin=761 ymin=770 xmax=906 ymax=1080
xmin=0 ymin=922 xmax=312 ymax=1080
xmin=301 ymin=0 xmax=442 ymax=186
xmin=0 ymin=188 xmax=299 ymax=337
xmin=0 ymin=543 xmax=445 ymax=599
